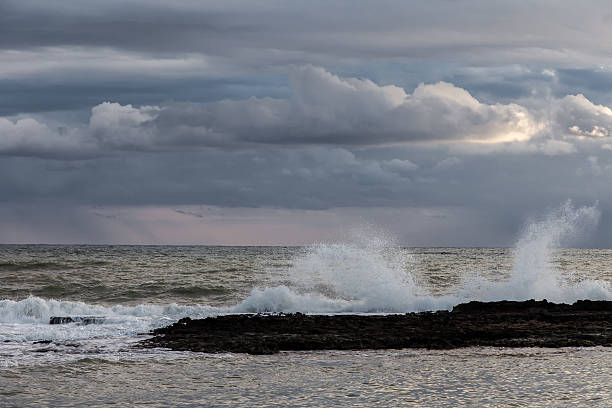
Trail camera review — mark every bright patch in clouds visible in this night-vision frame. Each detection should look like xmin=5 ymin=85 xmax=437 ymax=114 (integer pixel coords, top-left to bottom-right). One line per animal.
xmin=4 ymin=0 xmax=612 ymax=245
xmin=4 ymin=66 xmax=612 ymax=159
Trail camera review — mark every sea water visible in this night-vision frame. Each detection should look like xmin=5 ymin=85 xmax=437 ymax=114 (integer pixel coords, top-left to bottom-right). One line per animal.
xmin=1 ymin=202 xmax=611 ymax=406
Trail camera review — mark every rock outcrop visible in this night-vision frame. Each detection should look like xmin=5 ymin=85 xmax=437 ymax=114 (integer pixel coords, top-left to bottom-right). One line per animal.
xmin=140 ymin=299 xmax=612 ymax=354
xmin=49 ymin=316 xmax=105 ymax=325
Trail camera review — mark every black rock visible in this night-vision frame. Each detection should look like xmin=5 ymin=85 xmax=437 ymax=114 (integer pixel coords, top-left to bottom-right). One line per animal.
xmin=49 ymin=316 xmax=105 ymax=325
xmin=139 ymin=300 xmax=612 ymax=354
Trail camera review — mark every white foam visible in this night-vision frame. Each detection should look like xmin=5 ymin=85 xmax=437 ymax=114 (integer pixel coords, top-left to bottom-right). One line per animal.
xmin=0 ymin=297 xmax=225 ymax=368
xmin=233 ymin=231 xmax=456 ymax=313
xmin=234 ymin=201 xmax=612 ymax=313
xmin=1 ymin=201 xmax=611 ymax=349
xmin=463 ymin=201 xmax=611 ymax=303
xmin=0 ymin=296 xmax=221 ymax=343
xmin=0 ymin=296 xmax=220 ymax=324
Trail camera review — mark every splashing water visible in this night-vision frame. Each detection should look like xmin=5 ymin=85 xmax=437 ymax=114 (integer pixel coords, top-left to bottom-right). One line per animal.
xmin=2 ymin=201 xmax=611 ymax=363
xmin=235 ymin=230 xmax=454 ymax=313
xmin=234 ymin=242 xmax=445 ymax=314
xmin=236 ymin=201 xmax=612 ymax=313
xmin=465 ymin=201 xmax=611 ymax=303
xmin=0 ymin=296 xmax=220 ymax=344
xmin=513 ymin=201 xmax=600 ymax=293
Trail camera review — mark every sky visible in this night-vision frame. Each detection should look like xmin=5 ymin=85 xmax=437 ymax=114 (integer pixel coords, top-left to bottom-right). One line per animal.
xmin=2 ymin=0 xmax=612 ymax=246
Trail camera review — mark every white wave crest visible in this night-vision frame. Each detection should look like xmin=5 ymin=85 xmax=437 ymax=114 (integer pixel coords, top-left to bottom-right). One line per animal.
xmin=0 ymin=296 xmax=219 ymax=324
xmin=465 ymin=201 xmax=611 ymax=303
xmin=234 ymin=201 xmax=611 ymax=313
xmin=1 ymin=202 xmax=611 ymax=345
xmin=234 ymin=232 xmax=456 ymax=313
xmin=0 ymin=296 xmax=221 ymax=343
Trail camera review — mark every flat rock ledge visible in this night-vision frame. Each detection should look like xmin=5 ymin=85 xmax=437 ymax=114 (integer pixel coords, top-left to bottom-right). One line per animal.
xmin=140 ymin=299 xmax=612 ymax=355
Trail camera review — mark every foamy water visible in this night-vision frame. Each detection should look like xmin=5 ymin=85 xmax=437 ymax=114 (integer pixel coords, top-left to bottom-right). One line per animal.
xmin=1 ymin=201 xmax=611 ymax=368
xmin=236 ymin=201 xmax=611 ymax=313
xmin=2 ymin=204 xmax=612 ymax=406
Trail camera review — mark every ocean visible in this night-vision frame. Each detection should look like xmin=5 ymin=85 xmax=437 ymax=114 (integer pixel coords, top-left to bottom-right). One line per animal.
xmin=1 ymin=214 xmax=612 ymax=406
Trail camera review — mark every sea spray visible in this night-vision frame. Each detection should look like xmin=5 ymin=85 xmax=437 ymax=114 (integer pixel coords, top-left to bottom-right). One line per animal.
xmin=288 ymin=231 xmax=416 ymax=304
xmin=235 ymin=201 xmax=612 ymax=313
xmin=0 ymin=296 xmax=221 ymax=343
xmin=233 ymin=230 xmax=454 ymax=313
xmin=2 ymin=203 xmax=611 ymax=347
xmin=0 ymin=296 xmax=220 ymax=324
xmin=465 ymin=201 xmax=612 ymax=303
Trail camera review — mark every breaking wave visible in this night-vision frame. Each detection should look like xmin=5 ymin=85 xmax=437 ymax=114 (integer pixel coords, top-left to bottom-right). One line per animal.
xmin=1 ymin=201 xmax=611 ymax=346
xmin=0 ymin=296 xmax=220 ymax=343
xmin=461 ymin=201 xmax=610 ymax=303
xmin=0 ymin=296 xmax=219 ymax=325
xmin=233 ymin=234 xmax=455 ymax=313
xmin=235 ymin=201 xmax=612 ymax=313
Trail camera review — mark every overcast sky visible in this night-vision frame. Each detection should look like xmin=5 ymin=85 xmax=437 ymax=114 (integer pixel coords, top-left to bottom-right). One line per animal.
xmin=3 ymin=0 xmax=612 ymax=245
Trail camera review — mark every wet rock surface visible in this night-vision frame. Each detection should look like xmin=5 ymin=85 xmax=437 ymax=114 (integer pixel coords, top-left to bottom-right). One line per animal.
xmin=49 ymin=316 xmax=105 ymax=325
xmin=140 ymin=300 xmax=612 ymax=354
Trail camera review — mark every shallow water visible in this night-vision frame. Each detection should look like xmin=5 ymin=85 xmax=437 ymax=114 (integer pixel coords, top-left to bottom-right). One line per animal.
xmin=3 ymin=347 xmax=611 ymax=407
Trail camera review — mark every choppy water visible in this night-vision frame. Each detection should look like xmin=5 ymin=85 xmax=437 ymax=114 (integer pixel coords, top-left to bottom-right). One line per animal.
xmin=3 ymin=348 xmax=611 ymax=407
xmin=1 ymin=203 xmax=612 ymax=406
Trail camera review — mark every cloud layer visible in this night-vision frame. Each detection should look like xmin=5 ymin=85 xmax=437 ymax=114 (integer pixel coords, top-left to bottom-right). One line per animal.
xmin=4 ymin=66 xmax=612 ymax=160
xmin=3 ymin=1 xmax=612 ymax=69
xmin=3 ymin=1 xmax=612 ymax=245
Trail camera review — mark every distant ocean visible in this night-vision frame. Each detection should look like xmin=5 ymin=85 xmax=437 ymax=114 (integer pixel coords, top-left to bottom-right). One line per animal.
xmin=2 ymin=207 xmax=612 ymax=406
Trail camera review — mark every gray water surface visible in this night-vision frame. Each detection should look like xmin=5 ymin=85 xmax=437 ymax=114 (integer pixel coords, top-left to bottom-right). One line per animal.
xmin=1 ymin=245 xmax=611 ymax=407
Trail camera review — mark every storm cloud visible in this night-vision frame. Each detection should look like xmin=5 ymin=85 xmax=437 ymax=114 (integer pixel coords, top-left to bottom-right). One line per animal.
xmin=3 ymin=1 xmax=612 ymax=67
xmin=3 ymin=1 xmax=612 ymax=245
xmin=4 ymin=66 xmax=612 ymax=159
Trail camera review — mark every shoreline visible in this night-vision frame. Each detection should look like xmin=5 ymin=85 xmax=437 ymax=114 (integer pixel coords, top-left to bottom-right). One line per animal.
xmin=139 ymin=299 xmax=612 ymax=354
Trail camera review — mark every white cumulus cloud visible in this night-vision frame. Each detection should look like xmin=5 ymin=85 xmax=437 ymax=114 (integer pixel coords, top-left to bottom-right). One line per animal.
xmin=4 ymin=67 xmax=612 ymax=159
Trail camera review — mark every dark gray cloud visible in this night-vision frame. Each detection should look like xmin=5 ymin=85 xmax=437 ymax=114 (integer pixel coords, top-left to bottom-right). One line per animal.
xmin=2 ymin=142 xmax=612 ymax=245
xmin=0 ymin=77 xmax=289 ymax=117
xmin=0 ymin=67 xmax=548 ymax=158
xmin=3 ymin=0 xmax=612 ymax=65
xmin=6 ymin=66 xmax=612 ymax=160
xmin=2 ymin=1 xmax=612 ymax=118
xmin=4 ymin=1 xmax=612 ymax=245
xmin=0 ymin=144 xmax=610 ymax=210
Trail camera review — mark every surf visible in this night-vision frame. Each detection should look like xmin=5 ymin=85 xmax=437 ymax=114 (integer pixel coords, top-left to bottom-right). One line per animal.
xmin=235 ymin=201 xmax=612 ymax=313
xmin=1 ymin=201 xmax=611 ymax=347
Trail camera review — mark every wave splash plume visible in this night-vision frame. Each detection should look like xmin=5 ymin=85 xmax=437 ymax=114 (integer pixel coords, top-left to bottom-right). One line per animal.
xmin=1 ymin=201 xmax=611 ymax=352
xmin=236 ymin=201 xmax=612 ymax=313
xmin=234 ymin=231 xmax=454 ymax=313
xmin=464 ymin=201 xmax=610 ymax=303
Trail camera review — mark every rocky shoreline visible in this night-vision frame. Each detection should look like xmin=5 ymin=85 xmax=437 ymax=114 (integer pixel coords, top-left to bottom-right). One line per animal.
xmin=140 ymin=299 xmax=612 ymax=354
